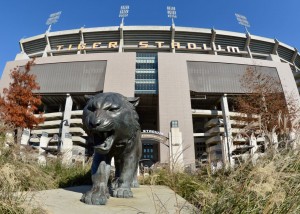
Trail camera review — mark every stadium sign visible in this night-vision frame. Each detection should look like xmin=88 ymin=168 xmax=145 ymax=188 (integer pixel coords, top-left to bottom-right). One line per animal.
xmin=55 ymin=41 xmax=240 ymax=53
xmin=141 ymin=130 xmax=168 ymax=145
xmin=142 ymin=130 xmax=165 ymax=136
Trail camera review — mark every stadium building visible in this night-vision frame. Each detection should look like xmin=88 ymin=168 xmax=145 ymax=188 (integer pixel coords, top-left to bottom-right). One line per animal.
xmin=1 ymin=24 xmax=300 ymax=167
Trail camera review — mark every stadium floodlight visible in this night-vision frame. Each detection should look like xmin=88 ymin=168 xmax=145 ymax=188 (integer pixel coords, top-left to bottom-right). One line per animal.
xmin=46 ymin=11 xmax=62 ymax=33
xmin=235 ymin=13 xmax=250 ymax=33
xmin=167 ymin=6 xmax=177 ymax=25
xmin=119 ymin=5 xmax=129 ymax=25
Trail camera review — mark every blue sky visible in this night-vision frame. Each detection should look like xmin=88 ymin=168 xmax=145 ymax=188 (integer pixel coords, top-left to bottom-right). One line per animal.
xmin=0 ymin=0 xmax=299 ymax=77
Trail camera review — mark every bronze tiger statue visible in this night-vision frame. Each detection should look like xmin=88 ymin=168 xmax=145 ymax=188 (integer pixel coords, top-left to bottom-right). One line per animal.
xmin=81 ymin=92 xmax=141 ymax=205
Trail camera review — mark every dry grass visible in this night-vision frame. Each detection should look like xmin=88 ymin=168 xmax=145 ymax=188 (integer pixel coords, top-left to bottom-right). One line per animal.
xmin=0 ymin=123 xmax=91 ymax=213
xmin=0 ymin=145 xmax=91 ymax=213
xmin=142 ymin=149 xmax=300 ymax=213
xmin=0 ymin=142 xmax=51 ymax=213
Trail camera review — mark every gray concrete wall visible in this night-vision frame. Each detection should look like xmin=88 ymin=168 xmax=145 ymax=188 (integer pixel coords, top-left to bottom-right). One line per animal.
xmin=157 ymin=53 xmax=300 ymax=166
xmin=0 ymin=53 xmax=136 ymax=97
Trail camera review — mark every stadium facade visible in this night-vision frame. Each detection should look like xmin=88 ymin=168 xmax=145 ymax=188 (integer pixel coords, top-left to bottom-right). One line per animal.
xmin=1 ymin=25 xmax=300 ymax=167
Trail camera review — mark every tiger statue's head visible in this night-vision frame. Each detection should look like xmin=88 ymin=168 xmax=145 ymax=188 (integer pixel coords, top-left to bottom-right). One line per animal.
xmin=82 ymin=92 xmax=140 ymax=154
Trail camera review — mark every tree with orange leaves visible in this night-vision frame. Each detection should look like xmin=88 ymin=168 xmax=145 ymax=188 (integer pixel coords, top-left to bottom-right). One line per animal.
xmin=0 ymin=59 xmax=44 ymax=143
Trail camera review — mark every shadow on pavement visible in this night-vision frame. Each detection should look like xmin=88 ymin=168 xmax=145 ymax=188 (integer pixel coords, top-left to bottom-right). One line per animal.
xmin=63 ymin=185 xmax=91 ymax=193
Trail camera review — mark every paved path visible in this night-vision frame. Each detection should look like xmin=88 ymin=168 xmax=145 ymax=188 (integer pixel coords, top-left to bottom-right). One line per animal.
xmin=29 ymin=185 xmax=197 ymax=214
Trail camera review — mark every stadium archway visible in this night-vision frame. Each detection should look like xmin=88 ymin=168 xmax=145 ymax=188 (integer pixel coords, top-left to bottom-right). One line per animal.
xmin=141 ymin=131 xmax=168 ymax=163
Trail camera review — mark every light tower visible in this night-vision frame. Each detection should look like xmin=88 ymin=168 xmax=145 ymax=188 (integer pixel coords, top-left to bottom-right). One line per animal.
xmin=46 ymin=11 xmax=62 ymax=33
xmin=235 ymin=13 xmax=250 ymax=33
xmin=119 ymin=5 xmax=129 ymax=26
xmin=167 ymin=6 xmax=177 ymax=25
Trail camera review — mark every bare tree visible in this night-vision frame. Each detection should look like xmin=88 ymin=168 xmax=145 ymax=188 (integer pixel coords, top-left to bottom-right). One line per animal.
xmin=235 ymin=66 xmax=299 ymax=134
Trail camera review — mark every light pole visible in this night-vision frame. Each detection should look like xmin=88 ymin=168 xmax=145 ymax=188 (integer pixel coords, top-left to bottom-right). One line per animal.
xmin=58 ymin=119 xmax=69 ymax=151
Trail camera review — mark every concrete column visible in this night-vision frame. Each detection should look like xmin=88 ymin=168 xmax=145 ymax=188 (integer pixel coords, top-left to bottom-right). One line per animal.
xmin=39 ymin=132 xmax=49 ymax=150
xmin=268 ymin=54 xmax=281 ymax=62
xmin=171 ymin=24 xmax=175 ymax=53
xmin=291 ymin=48 xmax=298 ymax=65
xmin=158 ymin=53 xmax=195 ymax=166
xmin=42 ymin=44 xmax=51 ymax=57
xmin=169 ymin=120 xmax=184 ymax=172
xmin=220 ymin=95 xmax=234 ymax=168
xmin=210 ymin=29 xmax=217 ymax=55
xmin=79 ymin=28 xmax=86 ymax=55
xmin=19 ymin=40 xmax=25 ymax=53
xmin=61 ymin=133 xmax=73 ymax=165
xmin=118 ymin=24 xmax=124 ymax=53
xmin=249 ymin=133 xmax=258 ymax=155
xmin=5 ymin=132 xmax=14 ymax=146
xmin=61 ymin=94 xmax=73 ymax=144
xmin=245 ymin=33 xmax=252 ymax=58
xmin=15 ymin=52 xmax=30 ymax=60
xmin=272 ymin=39 xmax=279 ymax=55
xmin=38 ymin=132 xmax=49 ymax=165
xmin=15 ymin=41 xmax=30 ymax=60
xmin=45 ymin=33 xmax=53 ymax=56
xmin=21 ymin=129 xmax=30 ymax=145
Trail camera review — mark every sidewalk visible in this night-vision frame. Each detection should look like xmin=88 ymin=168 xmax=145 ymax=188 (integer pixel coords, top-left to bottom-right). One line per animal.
xmin=29 ymin=185 xmax=197 ymax=214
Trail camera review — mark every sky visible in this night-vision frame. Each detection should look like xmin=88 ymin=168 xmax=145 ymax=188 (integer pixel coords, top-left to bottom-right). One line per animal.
xmin=0 ymin=0 xmax=299 ymax=78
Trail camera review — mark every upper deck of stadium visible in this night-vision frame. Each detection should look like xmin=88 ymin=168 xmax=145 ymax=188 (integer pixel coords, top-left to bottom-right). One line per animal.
xmin=18 ymin=26 xmax=299 ymax=71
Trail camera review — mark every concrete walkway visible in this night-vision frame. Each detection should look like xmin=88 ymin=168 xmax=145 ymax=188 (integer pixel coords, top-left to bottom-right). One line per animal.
xmin=29 ymin=185 xmax=197 ymax=214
